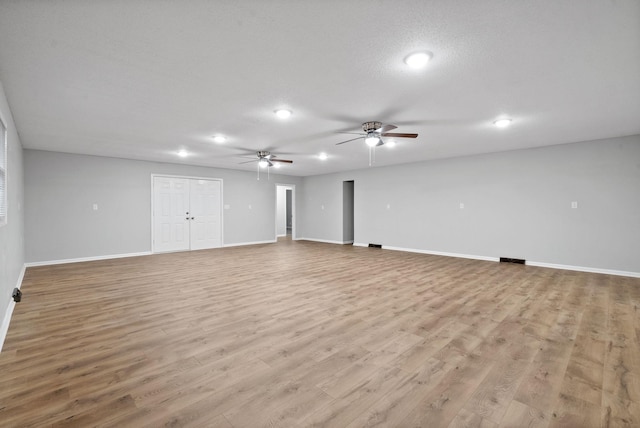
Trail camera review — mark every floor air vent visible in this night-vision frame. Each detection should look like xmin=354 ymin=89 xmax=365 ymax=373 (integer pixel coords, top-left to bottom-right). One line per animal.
xmin=500 ymin=257 xmax=526 ymax=265
xmin=368 ymin=243 xmax=382 ymax=248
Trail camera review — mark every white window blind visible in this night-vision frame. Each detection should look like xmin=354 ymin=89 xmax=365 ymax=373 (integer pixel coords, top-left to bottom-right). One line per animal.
xmin=0 ymin=116 xmax=6 ymax=225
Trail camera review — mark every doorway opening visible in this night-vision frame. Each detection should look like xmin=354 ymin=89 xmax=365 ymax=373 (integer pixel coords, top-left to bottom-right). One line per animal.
xmin=343 ymin=180 xmax=354 ymax=244
xmin=276 ymin=184 xmax=296 ymax=240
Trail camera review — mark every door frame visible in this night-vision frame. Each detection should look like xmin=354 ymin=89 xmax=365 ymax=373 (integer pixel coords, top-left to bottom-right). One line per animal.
xmin=151 ymin=174 xmax=224 ymax=253
xmin=275 ymin=183 xmax=296 ymax=240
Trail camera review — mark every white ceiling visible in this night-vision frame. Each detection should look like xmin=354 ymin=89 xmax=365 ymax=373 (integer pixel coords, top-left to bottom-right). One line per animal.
xmin=0 ymin=1 xmax=638 ymax=176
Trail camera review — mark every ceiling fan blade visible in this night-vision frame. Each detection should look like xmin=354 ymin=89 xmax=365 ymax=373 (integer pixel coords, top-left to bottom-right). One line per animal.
xmin=377 ymin=124 xmax=397 ymax=133
xmin=336 ymin=136 xmax=365 ymax=145
xmin=271 ymin=158 xmax=293 ymax=164
xmin=381 ymin=132 xmax=418 ymax=138
xmin=375 ymin=139 xmax=384 ymax=147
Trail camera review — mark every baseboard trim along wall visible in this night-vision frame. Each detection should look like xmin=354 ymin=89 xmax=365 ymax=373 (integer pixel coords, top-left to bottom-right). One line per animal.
xmin=0 ymin=264 xmax=26 ymax=353
xmin=356 ymin=243 xmax=640 ymax=278
xmin=223 ymin=240 xmax=277 ymax=248
xmin=526 ymin=261 xmax=640 ymax=278
xmin=299 ymin=238 xmax=353 ymax=245
xmin=382 ymin=245 xmax=500 ymax=263
xmin=25 ymin=251 xmax=153 ymax=267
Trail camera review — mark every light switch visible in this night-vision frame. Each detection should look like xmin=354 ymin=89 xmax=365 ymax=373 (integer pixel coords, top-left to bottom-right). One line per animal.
xmin=571 ymin=201 xmax=578 ymax=209
xmin=224 ymin=204 xmax=230 ymax=210
xmin=248 ymin=204 xmax=252 ymax=210
xmin=92 ymin=203 xmax=98 ymax=211
xmin=321 ymin=204 xmax=325 ymax=210
xmin=459 ymin=203 xmax=465 ymax=209
xmin=386 ymin=204 xmax=391 ymax=210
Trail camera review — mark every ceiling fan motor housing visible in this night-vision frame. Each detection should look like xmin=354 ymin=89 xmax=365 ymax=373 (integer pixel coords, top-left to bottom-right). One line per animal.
xmin=362 ymin=121 xmax=383 ymax=133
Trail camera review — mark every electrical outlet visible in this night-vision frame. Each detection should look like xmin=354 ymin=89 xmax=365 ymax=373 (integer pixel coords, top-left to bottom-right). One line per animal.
xmin=459 ymin=203 xmax=464 ymax=209
xmin=571 ymin=201 xmax=578 ymax=209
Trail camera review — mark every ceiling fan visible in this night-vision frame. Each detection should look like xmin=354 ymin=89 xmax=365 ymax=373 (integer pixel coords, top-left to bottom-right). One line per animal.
xmin=336 ymin=121 xmax=418 ymax=147
xmin=239 ymin=151 xmax=293 ymax=168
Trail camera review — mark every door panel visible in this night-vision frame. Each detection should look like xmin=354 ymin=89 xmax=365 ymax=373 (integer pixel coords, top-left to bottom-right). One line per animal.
xmin=153 ymin=177 xmax=190 ymax=252
xmin=190 ymin=179 xmax=222 ymax=250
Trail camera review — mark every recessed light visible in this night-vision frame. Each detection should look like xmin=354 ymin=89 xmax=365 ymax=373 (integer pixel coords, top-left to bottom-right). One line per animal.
xmin=212 ymin=135 xmax=226 ymax=143
xmin=493 ymin=118 xmax=512 ymax=128
xmin=275 ymin=109 xmax=292 ymax=119
xmin=177 ymin=149 xmax=188 ymax=157
xmin=404 ymin=51 xmax=433 ymax=68
xmin=386 ymin=140 xmax=397 ymax=148
xmin=318 ymin=153 xmax=328 ymax=160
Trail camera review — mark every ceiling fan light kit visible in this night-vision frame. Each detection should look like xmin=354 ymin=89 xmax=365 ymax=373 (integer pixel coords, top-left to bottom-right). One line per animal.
xmin=365 ymin=133 xmax=380 ymax=147
xmin=239 ymin=150 xmax=293 ymax=179
xmin=336 ymin=121 xmax=419 ymax=164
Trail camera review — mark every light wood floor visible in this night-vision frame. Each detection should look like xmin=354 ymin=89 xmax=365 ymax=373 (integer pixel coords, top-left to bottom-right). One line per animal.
xmin=1 ymin=239 xmax=639 ymax=427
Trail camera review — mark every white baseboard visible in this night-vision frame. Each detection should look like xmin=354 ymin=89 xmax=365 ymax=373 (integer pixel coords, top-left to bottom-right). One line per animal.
xmin=25 ymin=251 xmax=152 ymax=267
xmin=371 ymin=245 xmax=640 ymax=278
xmin=353 ymin=242 xmax=368 ymax=247
xmin=382 ymin=245 xmax=500 ymax=262
xmin=527 ymin=261 xmax=640 ymax=278
xmin=1 ymin=264 xmax=26 ymax=353
xmin=223 ymin=240 xmax=277 ymax=248
xmin=299 ymin=237 xmax=353 ymax=245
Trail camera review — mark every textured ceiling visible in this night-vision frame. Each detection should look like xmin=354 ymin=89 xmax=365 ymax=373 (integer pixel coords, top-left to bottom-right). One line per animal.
xmin=0 ymin=1 xmax=638 ymax=176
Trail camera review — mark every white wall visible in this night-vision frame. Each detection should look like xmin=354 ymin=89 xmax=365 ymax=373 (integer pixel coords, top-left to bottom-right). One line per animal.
xmin=24 ymin=150 xmax=302 ymax=263
xmin=300 ymin=135 xmax=640 ymax=275
xmin=0 ymin=81 xmax=25 ymax=346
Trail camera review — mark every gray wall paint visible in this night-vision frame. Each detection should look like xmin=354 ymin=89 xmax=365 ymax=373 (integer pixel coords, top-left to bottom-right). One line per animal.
xmin=299 ymin=172 xmax=349 ymax=243
xmin=0 ymin=82 xmax=25 ymax=323
xmin=24 ymin=150 xmax=302 ymax=263
xmin=300 ymin=135 xmax=640 ymax=274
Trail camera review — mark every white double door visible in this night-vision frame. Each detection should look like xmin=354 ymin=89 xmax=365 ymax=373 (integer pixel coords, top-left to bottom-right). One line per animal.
xmin=153 ymin=176 xmax=222 ymax=252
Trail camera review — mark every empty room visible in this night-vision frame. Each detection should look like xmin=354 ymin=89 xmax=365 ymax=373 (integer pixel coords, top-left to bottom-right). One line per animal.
xmin=0 ymin=1 xmax=639 ymax=427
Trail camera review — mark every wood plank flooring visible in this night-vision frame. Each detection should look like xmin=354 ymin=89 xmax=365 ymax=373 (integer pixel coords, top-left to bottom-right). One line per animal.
xmin=1 ymin=238 xmax=639 ymax=427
